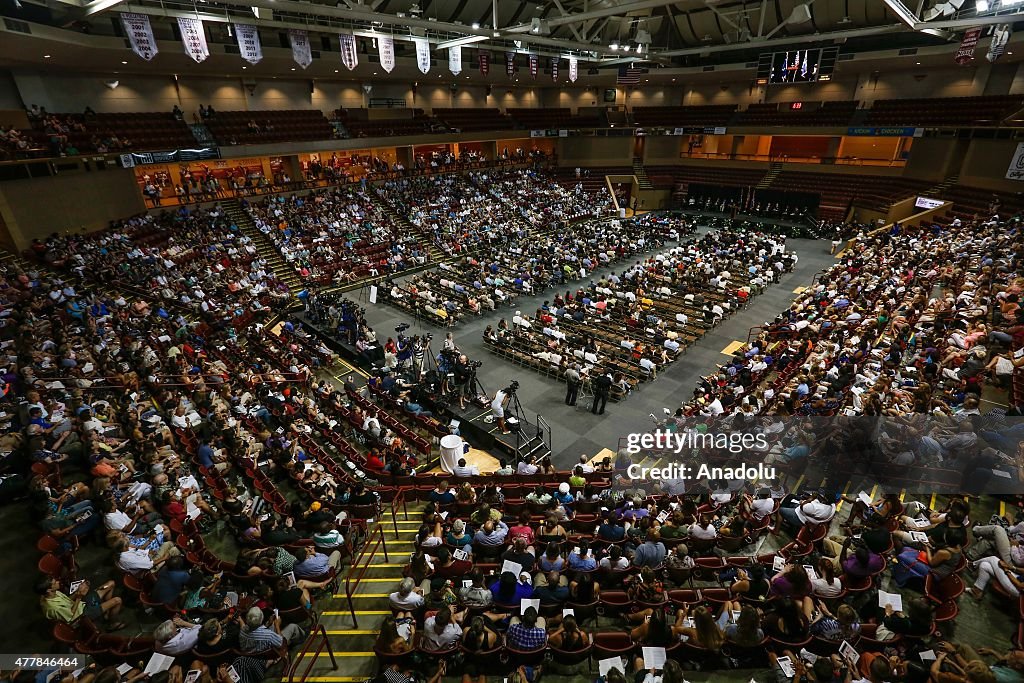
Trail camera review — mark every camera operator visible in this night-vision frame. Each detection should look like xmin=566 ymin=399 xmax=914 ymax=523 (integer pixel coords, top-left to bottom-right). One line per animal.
xmin=453 ymin=354 xmax=474 ymax=410
xmin=412 ymin=334 xmax=429 ymax=376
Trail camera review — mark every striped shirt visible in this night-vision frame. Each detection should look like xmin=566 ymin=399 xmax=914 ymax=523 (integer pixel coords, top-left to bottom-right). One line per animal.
xmin=238 ymin=624 xmax=283 ymax=653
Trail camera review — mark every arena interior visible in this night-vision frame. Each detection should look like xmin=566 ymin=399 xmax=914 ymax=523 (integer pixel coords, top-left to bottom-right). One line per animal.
xmin=5 ymin=1 xmax=1024 ymax=682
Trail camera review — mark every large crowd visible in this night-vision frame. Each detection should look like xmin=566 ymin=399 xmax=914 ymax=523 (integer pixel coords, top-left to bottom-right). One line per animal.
xmin=4 ymin=164 xmax=1024 ymax=683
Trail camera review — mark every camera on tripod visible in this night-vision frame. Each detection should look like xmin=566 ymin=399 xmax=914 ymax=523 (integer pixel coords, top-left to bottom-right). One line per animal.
xmin=395 ymin=323 xmax=410 ymax=334
xmin=469 ymin=360 xmax=483 ymax=370
xmin=508 ymin=380 xmax=520 ymax=394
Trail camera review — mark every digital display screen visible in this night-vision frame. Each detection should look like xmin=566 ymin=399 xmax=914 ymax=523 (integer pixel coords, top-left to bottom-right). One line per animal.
xmin=756 ymin=46 xmax=839 ymax=85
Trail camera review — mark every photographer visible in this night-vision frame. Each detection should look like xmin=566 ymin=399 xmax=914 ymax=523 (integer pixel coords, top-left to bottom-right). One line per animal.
xmin=491 ymin=384 xmax=514 ymax=435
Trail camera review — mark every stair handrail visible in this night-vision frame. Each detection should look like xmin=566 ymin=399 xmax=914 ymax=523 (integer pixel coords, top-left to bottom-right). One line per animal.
xmin=536 ymin=414 xmax=553 ymax=456
xmin=344 ymin=523 xmax=390 ymax=628
xmin=286 ymin=624 xmax=337 ymax=683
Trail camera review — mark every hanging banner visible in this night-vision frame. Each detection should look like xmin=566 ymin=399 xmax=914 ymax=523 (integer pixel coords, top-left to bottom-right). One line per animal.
xmin=988 ymin=24 xmax=1012 ymax=63
xmin=339 ymin=33 xmax=359 ymax=71
xmin=177 ymin=17 xmax=209 ymax=63
xmin=449 ymin=45 xmax=462 ymax=75
xmin=568 ymin=56 xmax=578 ymax=83
xmin=479 ymin=51 xmax=490 ymax=76
xmin=234 ymin=24 xmax=262 ymax=65
xmin=529 ymin=53 xmax=538 ymax=78
xmin=955 ymin=27 xmax=982 ymax=65
xmin=120 ymin=13 xmax=158 ymax=61
xmin=1006 ymin=142 xmax=1024 ymax=181
xmin=505 ymin=51 xmax=516 ymax=77
xmin=378 ymin=36 xmax=395 ymax=73
xmin=550 ymin=57 xmax=558 ymax=81
xmin=413 ymin=37 xmax=431 ymax=74
xmin=288 ymin=29 xmax=312 ymax=69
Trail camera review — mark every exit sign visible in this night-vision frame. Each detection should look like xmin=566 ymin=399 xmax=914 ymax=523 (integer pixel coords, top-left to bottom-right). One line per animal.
xmin=791 ymin=102 xmax=803 ymax=109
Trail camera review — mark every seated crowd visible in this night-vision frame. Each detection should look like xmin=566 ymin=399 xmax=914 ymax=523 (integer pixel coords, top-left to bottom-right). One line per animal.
xmin=384 ymin=213 xmax=689 ymax=326
xmin=376 ymin=464 xmax=1021 ymax=683
xmin=483 ymin=225 xmax=794 ymax=399
xmin=245 ymin=187 xmax=428 ymax=285
xmin=24 ymin=205 xmax=291 ymax=329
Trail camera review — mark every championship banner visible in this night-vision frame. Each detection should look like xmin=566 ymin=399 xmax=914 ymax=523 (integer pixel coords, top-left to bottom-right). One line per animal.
xmin=550 ymin=57 xmax=558 ymax=81
xmin=120 ymin=13 xmax=158 ymax=61
xmin=479 ymin=51 xmax=490 ymax=76
xmin=449 ymin=45 xmax=462 ymax=75
xmin=288 ymin=29 xmax=312 ymax=69
xmin=988 ymin=24 xmax=1012 ymax=63
xmin=414 ymin=37 xmax=431 ymax=74
xmin=529 ymin=53 xmax=538 ymax=78
xmin=339 ymin=33 xmax=358 ymax=71
xmin=234 ymin=24 xmax=262 ymax=65
xmin=177 ymin=17 xmax=209 ymax=63
xmin=955 ymin=27 xmax=982 ymax=65
xmin=505 ymin=51 xmax=515 ymax=77
xmin=378 ymin=36 xmax=395 ymax=73
xmin=568 ymin=56 xmax=578 ymax=83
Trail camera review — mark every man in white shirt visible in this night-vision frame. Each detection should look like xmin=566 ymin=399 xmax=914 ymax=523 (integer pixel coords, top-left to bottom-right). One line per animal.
xmin=154 ymin=618 xmax=201 ymax=655
xmin=421 ymin=607 xmax=462 ymax=651
xmin=780 ymin=493 xmax=836 ymax=530
xmin=517 ymin=457 xmax=539 ymax=475
xmin=453 ymin=458 xmax=479 ymax=477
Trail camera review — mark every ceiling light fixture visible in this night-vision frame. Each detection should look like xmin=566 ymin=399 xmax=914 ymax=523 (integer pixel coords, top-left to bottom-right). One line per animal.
xmin=471 ymin=22 xmax=479 ymax=29
xmin=976 ymin=0 xmax=990 ymax=8
xmin=609 ymin=41 xmax=619 ymax=50
xmin=121 ymin=60 xmax=127 ymax=64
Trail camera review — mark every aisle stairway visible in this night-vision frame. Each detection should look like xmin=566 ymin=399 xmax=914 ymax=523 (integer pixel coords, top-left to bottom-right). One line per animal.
xmin=756 ymin=162 xmax=784 ymax=189
xmin=225 ymin=199 xmax=303 ymax=295
xmin=632 ymin=157 xmax=652 ymax=190
xmin=301 ymin=510 xmax=423 ymax=682
xmin=921 ymin=172 xmax=960 ymax=198
xmin=371 ymin=194 xmax=445 ymax=264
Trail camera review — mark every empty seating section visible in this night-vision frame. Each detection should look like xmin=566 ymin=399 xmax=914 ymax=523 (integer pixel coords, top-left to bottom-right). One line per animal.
xmin=768 ymin=171 xmax=930 ymax=220
xmin=735 ymin=100 xmax=858 ymax=127
xmin=865 ymin=95 xmax=1024 ymax=127
xmin=507 ymin=108 xmax=603 ymax=129
xmin=632 ymin=105 xmax=737 ymax=127
xmin=204 ymin=109 xmax=334 ymax=145
xmin=930 ymin=184 xmax=1024 ymax=222
xmin=336 ymin=109 xmax=441 ymax=137
xmin=432 ymin=108 xmax=514 ymax=132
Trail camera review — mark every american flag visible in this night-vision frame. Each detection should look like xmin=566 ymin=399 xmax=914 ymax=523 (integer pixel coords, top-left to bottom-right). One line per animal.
xmin=617 ymin=65 xmax=643 ymax=84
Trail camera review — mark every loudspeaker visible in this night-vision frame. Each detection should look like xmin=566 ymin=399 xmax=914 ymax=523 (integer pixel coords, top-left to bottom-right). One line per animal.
xmin=789 ymin=3 xmax=812 ymax=24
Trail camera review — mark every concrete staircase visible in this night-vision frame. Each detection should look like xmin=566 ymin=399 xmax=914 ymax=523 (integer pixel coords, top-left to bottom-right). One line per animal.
xmin=756 ymin=162 xmax=784 ymax=189
xmin=922 ymin=173 xmax=960 ymax=197
xmin=224 ymin=199 xmax=303 ymax=296
xmin=632 ymin=156 xmax=653 ymax=190
xmin=189 ymin=123 xmax=215 ymax=144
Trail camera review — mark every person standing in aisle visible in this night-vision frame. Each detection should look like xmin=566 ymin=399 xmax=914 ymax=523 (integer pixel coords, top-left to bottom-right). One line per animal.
xmin=591 ymin=369 xmax=612 ymax=415
xmin=565 ymin=363 xmax=582 ymax=406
